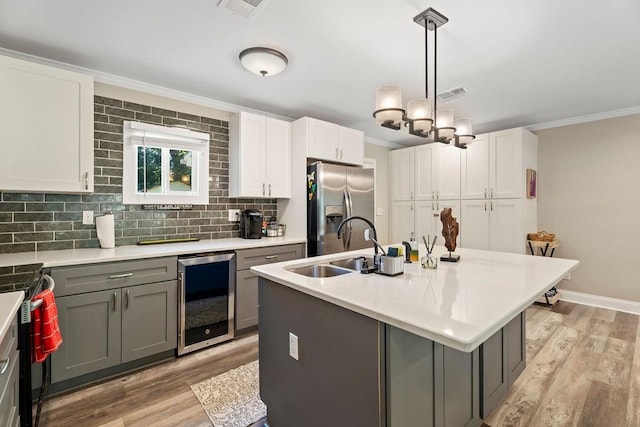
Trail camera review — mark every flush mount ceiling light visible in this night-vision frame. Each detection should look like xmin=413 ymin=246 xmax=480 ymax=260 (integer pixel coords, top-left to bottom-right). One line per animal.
xmin=373 ymin=8 xmax=475 ymax=148
xmin=239 ymin=47 xmax=288 ymax=77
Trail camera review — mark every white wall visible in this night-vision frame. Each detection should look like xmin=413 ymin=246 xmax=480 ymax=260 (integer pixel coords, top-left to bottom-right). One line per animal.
xmin=365 ymin=143 xmax=391 ymax=244
xmin=536 ymin=113 xmax=640 ymax=302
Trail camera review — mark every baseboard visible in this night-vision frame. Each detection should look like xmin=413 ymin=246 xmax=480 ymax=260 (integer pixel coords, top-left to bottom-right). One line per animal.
xmin=559 ymin=290 xmax=640 ymax=316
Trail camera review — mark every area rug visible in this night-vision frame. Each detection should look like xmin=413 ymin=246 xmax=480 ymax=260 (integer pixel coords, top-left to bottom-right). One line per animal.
xmin=191 ymin=360 xmax=266 ymax=427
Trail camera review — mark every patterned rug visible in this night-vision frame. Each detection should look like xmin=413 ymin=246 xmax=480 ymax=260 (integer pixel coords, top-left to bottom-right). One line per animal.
xmin=191 ymin=360 xmax=267 ymax=427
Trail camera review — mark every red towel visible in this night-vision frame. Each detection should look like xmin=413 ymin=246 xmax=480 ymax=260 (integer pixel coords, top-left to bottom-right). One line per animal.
xmin=31 ymin=289 xmax=63 ymax=363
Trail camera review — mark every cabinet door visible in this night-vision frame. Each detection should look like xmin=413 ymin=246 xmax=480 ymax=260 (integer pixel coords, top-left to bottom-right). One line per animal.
xmin=390 ymin=201 xmax=415 ymax=243
xmin=121 ymin=281 xmax=177 ymax=363
xmin=437 ymin=144 xmax=461 ymax=200
xmin=480 ymin=328 xmax=507 ymax=418
xmin=51 ymin=290 xmax=121 ymax=383
xmin=265 ymin=118 xmax=291 ymax=198
xmin=338 ymin=126 xmax=364 ymax=166
xmin=0 ymin=54 xmax=94 ymax=193
xmin=236 ymin=270 xmax=259 ymax=331
xmin=460 ymin=200 xmax=490 ymax=250
xmin=390 ymin=148 xmax=415 ymax=201
xmin=461 ymin=134 xmax=489 ymax=199
xmin=307 ymin=118 xmax=339 ymax=161
xmin=489 ymin=199 xmax=523 ymax=253
xmin=436 ymin=344 xmax=481 ymax=427
xmin=231 ymin=112 xmax=266 ymax=198
xmin=415 ymin=145 xmax=436 ymax=200
xmin=506 ymin=312 xmax=526 ymax=387
xmin=415 ymin=201 xmax=437 ymax=244
xmin=490 ymin=129 xmax=522 ymax=199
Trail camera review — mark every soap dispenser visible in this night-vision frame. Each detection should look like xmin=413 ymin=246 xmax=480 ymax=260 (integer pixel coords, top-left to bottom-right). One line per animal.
xmin=409 ymin=232 xmax=419 ymax=262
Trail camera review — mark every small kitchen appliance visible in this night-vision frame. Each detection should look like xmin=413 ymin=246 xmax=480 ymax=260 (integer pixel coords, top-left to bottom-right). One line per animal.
xmin=239 ymin=209 xmax=263 ymax=239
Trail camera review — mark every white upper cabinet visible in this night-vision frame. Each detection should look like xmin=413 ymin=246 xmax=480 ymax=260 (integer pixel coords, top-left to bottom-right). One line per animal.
xmin=390 ymin=143 xmax=460 ymax=202
xmin=303 ymin=117 xmax=364 ymax=166
xmin=229 ymin=112 xmax=291 ymax=198
xmin=462 ymin=128 xmax=537 ymax=200
xmin=390 ymin=147 xmax=415 ymax=201
xmin=0 ymin=54 xmax=94 ymax=193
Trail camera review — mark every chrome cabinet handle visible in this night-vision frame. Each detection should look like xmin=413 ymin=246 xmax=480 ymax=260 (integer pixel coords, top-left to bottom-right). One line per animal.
xmin=84 ymin=172 xmax=89 ymax=190
xmin=490 ymin=189 xmax=494 ymax=199
xmin=336 ymin=148 xmax=339 ymax=159
xmin=109 ymin=273 xmax=133 ymax=279
xmin=113 ymin=292 xmax=117 ymax=312
xmin=436 ymin=191 xmax=439 ymax=200
xmin=269 ymin=183 xmax=272 ymax=196
xmin=265 ymin=255 xmax=279 ymax=260
xmin=125 ymin=289 xmax=130 ymax=309
xmin=484 ymin=188 xmax=487 ymax=198
xmin=410 ymin=191 xmax=414 ymax=201
xmin=411 ymin=203 xmax=413 ymax=211
xmin=340 ymin=149 xmax=343 ymax=160
xmin=0 ymin=355 xmax=10 ymax=375
xmin=491 ymin=201 xmax=494 ymax=211
xmin=484 ymin=202 xmax=487 ymax=211
xmin=262 ymin=183 xmax=265 ymax=196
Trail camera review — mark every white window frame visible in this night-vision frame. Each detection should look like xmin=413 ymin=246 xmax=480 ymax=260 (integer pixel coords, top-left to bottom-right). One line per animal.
xmin=123 ymin=121 xmax=210 ymax=205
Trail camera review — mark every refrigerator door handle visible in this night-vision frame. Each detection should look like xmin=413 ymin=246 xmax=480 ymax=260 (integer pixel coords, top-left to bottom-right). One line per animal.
xmin=343 ymin=189 xmax=354 ymax=250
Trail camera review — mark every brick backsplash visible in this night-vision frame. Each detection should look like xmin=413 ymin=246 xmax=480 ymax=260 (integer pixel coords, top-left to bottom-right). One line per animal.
xmin=0 ymin=96 xmax=277 ymax=255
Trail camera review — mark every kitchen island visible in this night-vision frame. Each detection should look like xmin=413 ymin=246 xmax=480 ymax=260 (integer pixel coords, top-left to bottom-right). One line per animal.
xmin=251 ymin=245 xmax=579 ymax=427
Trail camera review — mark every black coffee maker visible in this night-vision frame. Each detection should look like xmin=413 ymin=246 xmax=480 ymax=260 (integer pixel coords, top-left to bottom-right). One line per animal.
xmin=239 ymin=209 xmax=263 ymax=239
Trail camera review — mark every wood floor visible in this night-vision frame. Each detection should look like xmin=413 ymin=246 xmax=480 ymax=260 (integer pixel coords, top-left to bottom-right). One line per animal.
xmin=38 ymin=301 xmax=640 ymax=427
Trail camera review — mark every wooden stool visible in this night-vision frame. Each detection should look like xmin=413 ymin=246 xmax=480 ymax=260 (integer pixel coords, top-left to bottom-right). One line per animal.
xmin=528 ymin=240 xmax=561 ymax=305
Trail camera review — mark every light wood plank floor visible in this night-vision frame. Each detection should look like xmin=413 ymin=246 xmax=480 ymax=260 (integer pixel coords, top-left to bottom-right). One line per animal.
xmin=39 ymin=302 xmax=640 ymax=426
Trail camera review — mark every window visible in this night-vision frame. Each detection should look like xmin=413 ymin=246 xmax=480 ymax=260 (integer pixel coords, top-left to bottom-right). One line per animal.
xmin=123 ymin=121 xmax=210 ymax=205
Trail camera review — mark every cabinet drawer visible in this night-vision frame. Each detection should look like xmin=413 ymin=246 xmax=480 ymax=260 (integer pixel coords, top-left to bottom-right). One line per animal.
xmin=51 ymin=257 xmax=177 ymax=296
xmin=0 ymin=348 xmax=19 ymax=427
xmin=236 ymin=244 xmax=304 ymax=270
xmin=0 ymin=317 xmax=17 ymax=370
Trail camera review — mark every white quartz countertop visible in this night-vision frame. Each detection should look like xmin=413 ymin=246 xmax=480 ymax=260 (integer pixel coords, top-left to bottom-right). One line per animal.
xmin=251 ymin=245 xmax=579 ymax=352
xmin=0 ymin=236 xmax=306 ymax=268
xmin=0 ymin=291 xmax=24 ymax=340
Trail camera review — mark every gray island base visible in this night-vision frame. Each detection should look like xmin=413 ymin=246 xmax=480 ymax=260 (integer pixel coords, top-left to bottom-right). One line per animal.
xmin=252 ymin=245 xmax=578 ymax=426
xmin=259 ymin=277 xmax=525 ymax=427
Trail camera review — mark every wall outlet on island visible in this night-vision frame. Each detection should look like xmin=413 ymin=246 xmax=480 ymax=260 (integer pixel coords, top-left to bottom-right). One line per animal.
xmin=228 ymin=209 xmax=241 ymax=222
xmin=289 ymin=332 xmax=299 ymax=361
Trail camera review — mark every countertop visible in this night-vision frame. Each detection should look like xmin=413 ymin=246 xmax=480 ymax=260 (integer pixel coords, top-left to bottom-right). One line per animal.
xmin=251 ymin=245 xmax=579 ymax=352
xmin=0 ymin=291 xmax=24 ymax=340
xmin=0 ymin=236 xmax=307 ymax=268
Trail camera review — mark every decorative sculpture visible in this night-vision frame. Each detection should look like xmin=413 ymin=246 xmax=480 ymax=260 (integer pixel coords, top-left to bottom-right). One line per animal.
xmin=440 ymin=207 xmax=460 ymax=262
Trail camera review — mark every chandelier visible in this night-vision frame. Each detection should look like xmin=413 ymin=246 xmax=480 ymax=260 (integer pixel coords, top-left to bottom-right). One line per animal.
xmin=373 ymin=8 xmax=475 ymax=148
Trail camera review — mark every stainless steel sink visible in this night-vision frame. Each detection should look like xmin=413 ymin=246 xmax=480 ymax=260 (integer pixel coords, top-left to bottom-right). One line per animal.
xmin=329 ymin=257 xmax=375 ymax=271
xmin=287 ymin=264 xmax=353 ymax=278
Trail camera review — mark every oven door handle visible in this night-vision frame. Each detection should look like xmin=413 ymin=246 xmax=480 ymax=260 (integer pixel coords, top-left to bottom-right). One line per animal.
xmin=30 ymin=274 xmax=55 ymax=311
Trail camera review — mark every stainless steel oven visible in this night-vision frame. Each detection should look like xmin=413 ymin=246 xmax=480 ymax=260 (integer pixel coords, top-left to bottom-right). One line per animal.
xmin=177 ymin=253 xmax=235 ymax=355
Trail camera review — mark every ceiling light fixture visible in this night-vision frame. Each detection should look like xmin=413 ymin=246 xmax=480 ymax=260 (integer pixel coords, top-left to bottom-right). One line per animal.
xmin=373 ymin=8 xmax=475 ymax=148
xmin=239 ymin=47 xmax=288 ymax=77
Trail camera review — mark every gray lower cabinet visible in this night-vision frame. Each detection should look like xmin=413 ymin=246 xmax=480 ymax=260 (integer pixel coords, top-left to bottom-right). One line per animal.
xmin=52 ymin=280 xmax=177 ymax=383
xmin=386 ymin=325 xmax=481 ymax=427
xmin=50 ymin=257 xmax=178 ymax=385
xmin=235 ymin=243 xmax=304 ymax=332
xmin=0 ymin=316 xmax=19 ymax=427
xmin=480 ymin=311 xmax=526 ymax=417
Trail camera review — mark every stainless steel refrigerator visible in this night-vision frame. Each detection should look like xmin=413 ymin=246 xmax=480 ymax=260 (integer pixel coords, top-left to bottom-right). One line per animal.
xmin=307 ymin=162 xmax=375 ymax=257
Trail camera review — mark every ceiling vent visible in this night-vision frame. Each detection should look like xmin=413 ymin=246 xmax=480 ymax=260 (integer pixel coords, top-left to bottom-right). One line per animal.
xmin=217 ymin=0 xmax=271 ymax=19
xmin=437 ymin=86 xmax=467 ymax=102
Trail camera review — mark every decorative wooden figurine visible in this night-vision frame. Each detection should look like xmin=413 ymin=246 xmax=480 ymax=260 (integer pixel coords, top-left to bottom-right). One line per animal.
xmin=440 ymin=207 xmax=461 ymax=262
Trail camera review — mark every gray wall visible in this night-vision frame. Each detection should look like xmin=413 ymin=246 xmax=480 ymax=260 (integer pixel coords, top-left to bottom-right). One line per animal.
xmin=536 ymin=113 xmax=640 ymax=302
xmin=365 ymin=143 xmax=391 ymax=244
xmin=0 ymin=95 xmax=276 ymax=255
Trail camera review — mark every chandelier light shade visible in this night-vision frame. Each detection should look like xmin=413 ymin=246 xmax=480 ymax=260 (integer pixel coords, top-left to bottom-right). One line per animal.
xmin=239 ymin=47 xmax=288 ymax=77
xmin=372 ymin=7 xmax=474 ymax=148
xmin=374 ymin=85 xmax=405 ymax=129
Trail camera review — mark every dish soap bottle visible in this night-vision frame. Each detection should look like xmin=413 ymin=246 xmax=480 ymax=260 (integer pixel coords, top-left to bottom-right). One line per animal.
xmin=409 ymin=232 xmax=419 ymax=262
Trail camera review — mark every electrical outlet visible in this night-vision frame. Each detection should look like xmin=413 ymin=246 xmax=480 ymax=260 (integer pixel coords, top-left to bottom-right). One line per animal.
xmin=564 ymin=272 xmax=571 ymax=280
xmin=82 ymin=211 xmax=94 ymax=225
xmin=228 ymin=209 xmax=241 ymax=222
xmin=376 ymin=208 xmax=383 ymax=216
xmin=289 ymin=332 xmax=299 ymax=360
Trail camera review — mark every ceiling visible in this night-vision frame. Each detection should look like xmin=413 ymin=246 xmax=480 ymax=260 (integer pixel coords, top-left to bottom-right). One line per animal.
xmin=0 ymin=0 xmax=639 ymax=147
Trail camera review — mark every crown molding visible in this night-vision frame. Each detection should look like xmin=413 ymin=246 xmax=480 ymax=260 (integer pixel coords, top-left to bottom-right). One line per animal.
xmin=526 ymin=106 xmax=640 ymax=132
